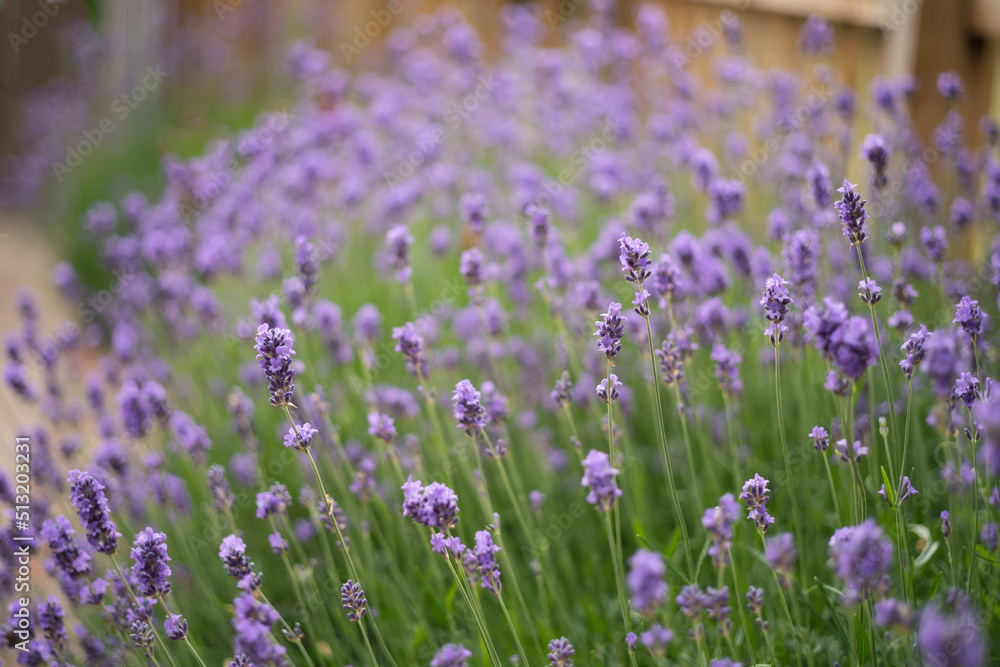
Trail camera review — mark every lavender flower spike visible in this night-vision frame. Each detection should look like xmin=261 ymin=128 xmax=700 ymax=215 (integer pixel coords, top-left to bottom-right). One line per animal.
xmin=130 ymin=527 xmax=172 ymax=598
xmin=953 ymin=296 xmax=984 ymax=338
xmin=254 ymin=323 xmax=297 ymax=407
xmin=68 ymin=469 xmax=120 ymax=554
xmin=547 ymin=637 xmax=575 ymax=667
xmin=595 ymin=302 xmax=626 ymax=360
xmin=392 ymin=322 xmax=428 ymax=379
xmin=341 ymin=580 xmax=367 ymax=621
xmin=432 ymin=643 xmax=473 ymax=667
xmin=581 ymin=449 xmax=622 ymax=511
xmin=452 ymin=379 xmax=487 ymax=439
xmin=834 ymin=181 xmax=868 ymax=245
xmin=739 ymin=474 xmax=775 ymax=533
xmin=472 ymin=530 xmax=502 ymax=595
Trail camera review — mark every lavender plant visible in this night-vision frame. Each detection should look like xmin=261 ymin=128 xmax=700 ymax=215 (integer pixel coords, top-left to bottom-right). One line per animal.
xmin=3 ymin=5 xmax=1000 ymax=667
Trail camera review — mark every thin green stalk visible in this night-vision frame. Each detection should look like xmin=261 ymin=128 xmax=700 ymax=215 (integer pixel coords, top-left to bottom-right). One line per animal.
xmin=358 ymin=620 xmax=380 ymax=667
xmin=822 ymin=452 xmax=843 ymax=524
xmin=109 ymin=555 xmax=182 ymax=667
xmin=727 ymin=546 xmax=758 ymax=667
xmin=774 ymin=346 xmax=805 ymax=584
xmin=643 ymin=311 xmax=694 ymax=578
xmin=603 ymin=513 xmax=640 ymax=667
xmin=158 ymin=597 xmax=208 ymax=667
xmin=497 ymin=594 xmax=529 ymax=667
xmin=758 ymin=531 xmax=802 ymax=666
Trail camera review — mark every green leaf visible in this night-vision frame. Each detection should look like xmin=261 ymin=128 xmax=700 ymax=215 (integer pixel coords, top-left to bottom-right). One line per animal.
xmin=914 ymin=540 xmax=939 ymax=569
xmin=880 ymin=467 xmax=895 ymax=509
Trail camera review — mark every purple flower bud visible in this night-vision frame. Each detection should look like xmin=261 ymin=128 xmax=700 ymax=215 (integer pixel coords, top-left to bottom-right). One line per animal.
xmin=452 ymin=379 xmax=487 ymax=439
xmin=581 ymin=449 xmax=622 ymax=512
xmin=835 ymin=181 xmax=868 ymax=245
xmin=401 ymin=477 xmax=460 ymax=529
xmin=739 ymin=474 xmax=774 ymax=533
xmin=595 ymin=302 xmax=626 ymax=360
xmin=130 ymin=527 xmax=171 ymax=598
xmin=953 ymin=296 xmax=984 ymax=338
xmin=341 ymin=579 xmax=367 ymax=621
xmin=432 ymin=643 xmax=473 ymax=667
xmin=828 ymin=520 xmax=892 ymax=606
xmin=68 ymin=469 xmax=120 ymax=555
xmin=254 ymin=324 xmax=297 ymax=407
xmin=547 ymin=637 xmax=575 ymax=667
xmin=627 ymin=548 xmax=667 ymax=614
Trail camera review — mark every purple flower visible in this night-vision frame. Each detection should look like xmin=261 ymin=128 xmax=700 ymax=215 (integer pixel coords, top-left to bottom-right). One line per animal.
xmin=460 ymin=192 xmax=488 ymax=232
xmin=828 ymin=520 xmax=893 ymax=605
xmin=551 ymin=371 xmax=573 ymax=407
xmin=941 ymin=511 xmax=952 ymax=540
xmin=581 ymin=449 xmax=622 ymax=512
xmin=809 ymin=426 xmax=830 ymax=452
xmin=232 ymin=593 xmax=286 ymax=665
xmin=835 ymin=181 xmax=868 ymax=245
xmin=219 ymin=534 xmax=255 ymax=581
xmin=711 ymin=345 xmax=742 ymax=396
xmin=595 ymin=302 xmax=626 ymax=360
xmin=639 ymin=624 xmax=674 ymax=655
xmin=804 ymin=298 xmax=849 ymax=361
xmin=256 ymin=482 xmax=292 ymax=519
xmin=858 ymin=278 xmax=881 ymax=305
xmin=295 ymin=235 xmax=318 ymax=292
xmin=900 ymin=325 xmax=930 ymax=379
xmin=68 ymin=469 xmax=120 ymax=555
xmin=459 ymin=247 xmax=484 ymax=289
xmin=283 ymin=422 xmax=317 ymax=451
xmin=627 ymin=548 xmax=667 ymax=614
xmin=765 ymin=532 xmax=798 ymax=586
xmin=386 ymin=224 xmax=414 ymax=283
xmin=917 ymin=603 xmax=985 ymax=667
xmin=432 ymin=643 xmax=473 ymax=667
xmin=707 ymin=178 xmax=746 ymax=223
xmin=799 ymin=14 xmax=834 ymax=54
xmin=829 ymin=316 xmax=877 ymax=380
xmin=392 ymin=322 xmax=428 ymax=379
xmin=921 ymin=225 xmax=948 ymax=263
xmin=254 ymin=323 xmax=296 ymax=407
xmin=596 ymin=374 xmax=622 ymax=403
xmin=452 ymin=379 xmax=487 ymax=439
xmin=430 ymin=532 xmax=464 ymax=558
xmin=861 ymin=134 xmax=890 ymax=189
xmin=130 ymin=620 xmax=154 ymax=655
xmin=472 ymin=530 xmax=502 ymax=595
xmin=341 ymin=579 xmax=367 ymax=621
xmin=367 ymin=411 xmax=396 ymax=443
xmin=953 ymin=372 xmax=982 ymax=408
xmin=401 ymin=477 xmax=460 ymax=529
xmin=268 ymin=531 xmax=288 ymax=555
xmin=207 ymin=465 xmax=235 ymax=512
xmin=3 ymin=360 xmax=34 ymax=400
xmin=130 ymin=527 xmax=171 ymax=597
xmin=547 ymin=637 xmax=575 ymax=667
xmin=702 ymin=493 xmax=740 ymax=568
xmin=937 ymin=70 xmax=965 ymax=101
xmin=806 ymin=159 xmax=832 ymax=209
xmin=953 ymin=296 xmax=984 ymax=338
xmin=760 ymin=273 xmax=792 ymax=324
xmin=740 ymin=474 xmax=775 ymax=533
xmin=40 ymin=515 xmax=92 ymax=581
xmin=164 ymin=614 xmax=187 ymax=641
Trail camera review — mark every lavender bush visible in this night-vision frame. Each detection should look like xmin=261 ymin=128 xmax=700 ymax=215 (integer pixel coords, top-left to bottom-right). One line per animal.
xmin=2 ymin=3 xmax=999 ymax=666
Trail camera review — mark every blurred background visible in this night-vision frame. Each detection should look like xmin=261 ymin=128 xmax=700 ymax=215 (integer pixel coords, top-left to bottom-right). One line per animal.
xmin=0 ymin=0 xmax=998 ymax=328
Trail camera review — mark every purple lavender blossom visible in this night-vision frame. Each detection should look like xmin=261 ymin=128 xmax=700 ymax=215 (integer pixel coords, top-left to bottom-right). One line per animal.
xmin=130 ymin=527 xmax=171 ymax=597
xmin=547 ymin=637 xmax=574 ymax=667
xmin=765 ymin=532 xmax=798 ymax=586
xmin=829 ymin=316 xmax=877 ymax=380
xmin=917 ymin=603 xmax=985 ymax=667
xmin=581 ymin=449 xmax=622 ymax=512
xmin=861 ymin=134 xmax=890 ymax=189
xmin=341 ymin=580 xmax=367 ymax=621
xmin=41 ymin=515 xmax=92 ymax=581
xmin=164 ymin=614 xmax=187 ymax=641
xmin=596 ymin=374 xmax=622 ymax=403
xmin=711 ymin=345 xmax=742 ymax=396
xmin=900 ymin=325 xmax=930 ymax=380
xmin=937 ymin=71 xmax=965 ymax=101
xmin=232 ymin=593 xmax=286 ymax=665
xmin=858 ymin=278 xmax=881 ymax=305
xmin=68 ymin=469 xmax=120 ymax=554
xmin=739 ymin=474 xmax=775 ymax=533
xmin=702 ymin=493 xmax=741 ymax=568
xmin=254 ymin=323 xmax=296 ymax=407
xmin=828 ymin=520 xmax=893 ymax=605
xmin=283 ymin=422 xmax=317 ymax=452
xmin=595 ymin=302 xmax=626 ymax=360
xmin=835 ymin=181 xmax=868 ymax=245
xmin=452 ymin=379 xmax=487 ymax=439
xmin=806 ymin=159 xmax=832 ymax=209
xmin=921 ymin=225 xmax=948 ymax=264
xmin=392 ymin=322 xmax=428 ymax=379
xmin=809 ymin=426 xmax=830 ymax=452
xmin=432 ymin=643 xmax=473 ymax=667
xmin=953 ymin=296 xmax=984 ymax=338
xmin=401 ymin=477 xmax=460 ymax=530
xmin=627 ymin=548 xmax=667 ymax=614
xmin=760 ymin=273 xmax=792 ymax=345
xmin=472 ymin=530 xmax=502 ymax=595
xmin=386 ymin=224 xmax=414 ymax=283
xmin=367 ymin=411 xmax=396 ymax=443
xmin=799 ymin=14 xmax=834 ymax=54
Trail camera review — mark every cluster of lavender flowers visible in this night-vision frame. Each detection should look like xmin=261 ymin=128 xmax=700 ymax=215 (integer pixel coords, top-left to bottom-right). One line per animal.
xmin=2 ymin=4 xmax=999 ymax=667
